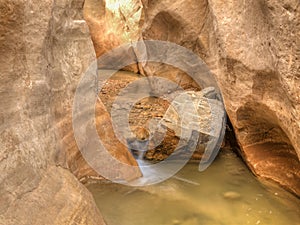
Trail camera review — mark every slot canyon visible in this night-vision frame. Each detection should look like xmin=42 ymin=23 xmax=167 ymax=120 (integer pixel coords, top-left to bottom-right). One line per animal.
xmin=0 ymin=0 xmax=299 ymax=225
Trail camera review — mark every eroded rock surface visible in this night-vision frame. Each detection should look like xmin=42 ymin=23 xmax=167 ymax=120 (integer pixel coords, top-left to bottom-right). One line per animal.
xmin=86 ymin=0 xmax=300 ymax=196
xmin=0 ymin=0 xmax=142 ymax=224
xmin=1 ymin=167 xmax=104 ymax=225
xmin=207 ymin=0 xmax=300 ymax=196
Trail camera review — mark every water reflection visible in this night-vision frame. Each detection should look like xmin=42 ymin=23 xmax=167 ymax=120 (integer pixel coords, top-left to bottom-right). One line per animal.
xmin=87 ymin=151 xmax=300 ymax=225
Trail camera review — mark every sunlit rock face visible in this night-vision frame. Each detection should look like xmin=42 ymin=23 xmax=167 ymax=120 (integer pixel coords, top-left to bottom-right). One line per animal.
xmin=84 ymin=0 xmax=144 ymax=73
xmin=85 ymin=0 xmax=300 ymax=196
xmin=84 ymin=0 xmax=143 ymax=56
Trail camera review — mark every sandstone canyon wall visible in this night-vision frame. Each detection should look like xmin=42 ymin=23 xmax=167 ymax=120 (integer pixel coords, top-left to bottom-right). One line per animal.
xmin=0 ymin=0 xmax=299 ymax=224
xmin=85 ymin=0 xmax=300 ymax=196
xmin=0 ymin=0 xmax=107 ymax=224
xmin=207 ymin=0 xmax=300 ymax=196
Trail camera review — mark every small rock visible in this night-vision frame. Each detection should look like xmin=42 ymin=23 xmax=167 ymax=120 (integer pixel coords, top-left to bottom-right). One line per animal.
xmin=223 ymin=191 xmax=241 ymax=200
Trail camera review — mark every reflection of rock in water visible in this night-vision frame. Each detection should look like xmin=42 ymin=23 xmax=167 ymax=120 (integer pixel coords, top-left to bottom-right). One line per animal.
xmin=88 ymin=151 xmax=300 ymax=225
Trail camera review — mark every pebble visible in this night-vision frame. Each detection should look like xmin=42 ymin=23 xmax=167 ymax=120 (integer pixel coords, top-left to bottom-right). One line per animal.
xmin=223 ymin=191 xmax=241 ymax=200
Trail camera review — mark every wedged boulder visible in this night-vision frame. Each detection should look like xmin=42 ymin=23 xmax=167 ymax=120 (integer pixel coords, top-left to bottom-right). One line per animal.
xmin=143 ymin=88 xmax=225 ymax=161
xmin=97 ymin=71 xmax=225 ymax=161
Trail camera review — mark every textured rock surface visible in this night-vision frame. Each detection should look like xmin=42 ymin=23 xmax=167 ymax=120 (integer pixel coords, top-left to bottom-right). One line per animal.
xmin=1 ymin=167 xmax=104 ymax=225
xmin=0 ymin=0 xmax=130 ymax=224
xmin=207 ymin=0 xmax=300 ymax=196
xmin=86 ymin=0 xmax=300 ymax=196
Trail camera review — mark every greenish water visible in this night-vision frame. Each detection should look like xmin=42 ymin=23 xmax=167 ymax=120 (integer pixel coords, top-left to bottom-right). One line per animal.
xmin=87 ymin=151 xmax=300 ymax=225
